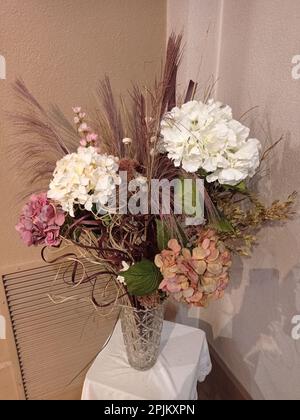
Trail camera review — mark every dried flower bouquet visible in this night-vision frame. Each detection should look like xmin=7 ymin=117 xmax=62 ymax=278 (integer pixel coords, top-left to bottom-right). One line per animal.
xmin=13 ymin=34 xmax=295 ymax=311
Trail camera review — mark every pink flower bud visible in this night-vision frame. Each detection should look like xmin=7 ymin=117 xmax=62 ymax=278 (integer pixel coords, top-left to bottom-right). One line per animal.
xmin=78 ymin=123 xmax=89 ymax=133
xmin=86 ymin=133 xmax=98 ymax=143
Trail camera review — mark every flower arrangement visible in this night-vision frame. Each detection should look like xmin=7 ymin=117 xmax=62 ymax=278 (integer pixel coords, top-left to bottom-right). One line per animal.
xmin=13 ymin=34 xmax=295 ymax=313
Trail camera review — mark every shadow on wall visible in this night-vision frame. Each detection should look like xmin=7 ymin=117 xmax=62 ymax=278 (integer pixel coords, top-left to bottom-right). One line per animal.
xmin=166 ymin=259 xmax=300 ymax=400
xmin=199 ymin=264 xmax=300 ymax=400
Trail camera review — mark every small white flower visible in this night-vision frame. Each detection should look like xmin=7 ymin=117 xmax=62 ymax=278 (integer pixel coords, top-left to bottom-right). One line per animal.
xmin=135 ymin=175 xmax=147 ymax=184
xmin=121 ymin=261 xmax=130 ymax=271
xmin=122 ymin=137 xmax=133 ymax=145
xmin=116 ymin=261 xmax=131 ymax=285
xmin=160 ymin=100 xmax=261 ymax=186
xmin=129 ymin=175 xmax=148 ymax=193
xmin=117 ymin=275 xmax=126 ymax=285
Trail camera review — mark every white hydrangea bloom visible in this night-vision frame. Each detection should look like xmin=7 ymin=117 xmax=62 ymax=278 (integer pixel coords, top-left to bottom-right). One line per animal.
xmin=48 ymin=146 xmax=120 ymax=217
xmin=160 ymin=100 xmax=261 ymax=186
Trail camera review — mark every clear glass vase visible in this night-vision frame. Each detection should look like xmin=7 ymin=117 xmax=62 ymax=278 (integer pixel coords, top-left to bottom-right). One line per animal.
xmin=120 ymin=304 xmax=164 ymax=371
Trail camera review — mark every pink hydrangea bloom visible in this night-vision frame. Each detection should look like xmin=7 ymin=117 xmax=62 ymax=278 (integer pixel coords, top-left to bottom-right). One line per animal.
xmin=16 ymin=193 xmax=65 ymax=247
xmin=155 ymin=231 xmax=232 ymax=307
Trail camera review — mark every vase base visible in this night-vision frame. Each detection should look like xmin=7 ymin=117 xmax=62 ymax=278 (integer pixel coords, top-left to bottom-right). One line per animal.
xmin=126 ymin=358 xmax=158 ymax=371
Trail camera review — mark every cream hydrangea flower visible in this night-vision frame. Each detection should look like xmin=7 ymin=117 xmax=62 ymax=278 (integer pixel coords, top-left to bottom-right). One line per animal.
xmin=160 ymin=100 xmax=261 ymax=186
xmin=48 ymin=146 xmax=120 ymax=217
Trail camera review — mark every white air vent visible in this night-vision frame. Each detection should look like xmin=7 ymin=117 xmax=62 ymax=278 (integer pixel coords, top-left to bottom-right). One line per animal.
xmin=2 ymin=261 xmax=119 ymax=400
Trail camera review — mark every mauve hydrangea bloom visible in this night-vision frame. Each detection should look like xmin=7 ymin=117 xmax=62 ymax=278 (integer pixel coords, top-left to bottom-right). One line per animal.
xmin=15 ymin=193 xmax=65 ymax=247
xmin=155 ymin=230 xmax=232 ymax=307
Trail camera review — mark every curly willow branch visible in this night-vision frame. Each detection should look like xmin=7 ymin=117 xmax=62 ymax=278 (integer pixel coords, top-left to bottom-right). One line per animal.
xmin=41 ymin=240 xmax=129 ymax=311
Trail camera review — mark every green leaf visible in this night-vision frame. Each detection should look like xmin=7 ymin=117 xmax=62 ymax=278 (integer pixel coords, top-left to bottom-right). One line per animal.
xmin=234 ymin=181 xmax=247 ymax=193
xmin=156 ymin=219 xmax=171 ymax=251
xmin=214 ymin=217 xmax=235 ymax=233
xmin=122 ymin=259 xmax=163 ymax=297
xmin=223 ymin=181 xmax=247 ymax=194
xmin=197 ymin=169 xmax=208 ymax=178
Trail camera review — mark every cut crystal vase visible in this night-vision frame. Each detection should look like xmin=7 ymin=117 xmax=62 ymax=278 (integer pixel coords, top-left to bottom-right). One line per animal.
xmin=120 ymin=304 xmax=164 ymax=371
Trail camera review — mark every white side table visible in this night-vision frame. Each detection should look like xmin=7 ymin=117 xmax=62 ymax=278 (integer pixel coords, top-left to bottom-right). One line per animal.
xmin=82 ymin=320 xmax=212 ymax=400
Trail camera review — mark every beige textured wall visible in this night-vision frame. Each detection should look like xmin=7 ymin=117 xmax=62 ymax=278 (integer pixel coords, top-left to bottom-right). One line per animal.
xmin=168 ymin=0 xmax=300 ymax=400
xmin=167 ymin=0 xmax=222 ymax=98
xmin=0 ymin=0 xmax=166 ymax=399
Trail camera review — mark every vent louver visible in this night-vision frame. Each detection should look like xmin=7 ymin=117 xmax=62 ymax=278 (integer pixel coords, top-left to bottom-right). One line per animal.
xmin=2 ymin=261 xmax=119 ymax=400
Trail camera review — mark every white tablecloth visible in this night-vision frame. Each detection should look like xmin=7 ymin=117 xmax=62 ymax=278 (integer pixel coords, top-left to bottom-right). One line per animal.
xmin=82 ymin=320 xmax=212 ymax=400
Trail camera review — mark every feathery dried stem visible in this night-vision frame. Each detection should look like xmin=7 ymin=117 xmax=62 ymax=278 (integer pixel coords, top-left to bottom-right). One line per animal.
xmin=95 ymin=76 xmax=125 ymax=157
xmin=128 ymin=85 xmax=148 ymax=167
xmin=160 ymin=33 xmax=183 ymax=116
xmin=9 ymin=79 xmax=79 ymax=196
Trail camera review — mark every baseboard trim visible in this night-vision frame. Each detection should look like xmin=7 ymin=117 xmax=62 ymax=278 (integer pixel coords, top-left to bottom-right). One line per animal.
xmin=198 ymin=345 xmax=252 ymax=400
